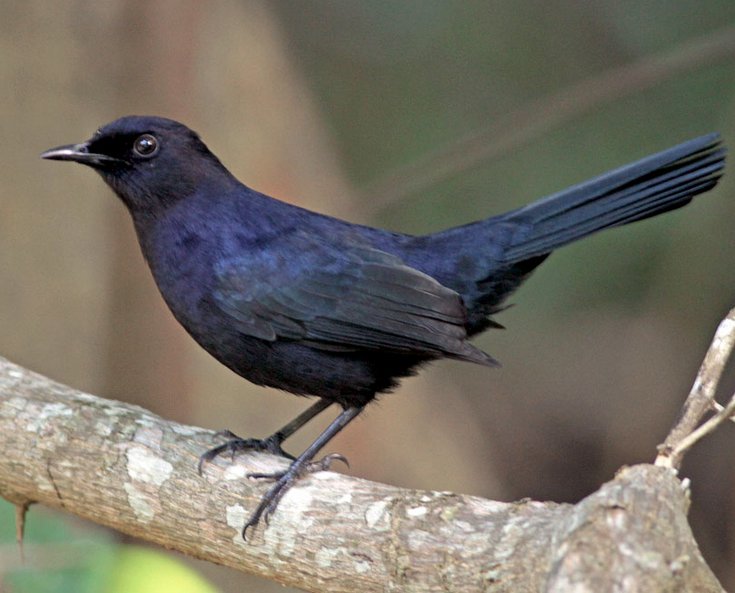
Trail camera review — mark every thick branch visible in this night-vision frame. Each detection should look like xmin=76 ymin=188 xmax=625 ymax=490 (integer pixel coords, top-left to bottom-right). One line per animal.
xmin=0 ymin=357 xmax=722 ymax=592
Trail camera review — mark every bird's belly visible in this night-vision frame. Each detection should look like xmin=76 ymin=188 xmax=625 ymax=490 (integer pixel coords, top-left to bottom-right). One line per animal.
xmin=150 ymin=269 xmax=426 ymax=407
xmin=190 ymin=326 xmax=422 ymax=408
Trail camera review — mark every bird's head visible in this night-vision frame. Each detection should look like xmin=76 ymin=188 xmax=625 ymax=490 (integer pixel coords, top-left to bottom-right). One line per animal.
xmin=41 ymin=116 xmax=237 ymax=214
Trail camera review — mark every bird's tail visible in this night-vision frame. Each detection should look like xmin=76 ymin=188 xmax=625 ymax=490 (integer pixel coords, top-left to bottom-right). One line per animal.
xmin=500 ymin=134 xmax=725 ymax=263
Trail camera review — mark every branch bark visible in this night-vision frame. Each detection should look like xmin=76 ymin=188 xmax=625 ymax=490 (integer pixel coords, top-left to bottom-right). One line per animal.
xmin=0 ymin=356 xmax=723 ymax=592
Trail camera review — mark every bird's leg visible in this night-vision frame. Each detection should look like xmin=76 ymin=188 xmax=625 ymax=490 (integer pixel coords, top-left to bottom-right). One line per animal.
xmin=197 ymin=398 xmax=333 ymax=472
xmin=243 ymin=405 xmax=364 ymax=537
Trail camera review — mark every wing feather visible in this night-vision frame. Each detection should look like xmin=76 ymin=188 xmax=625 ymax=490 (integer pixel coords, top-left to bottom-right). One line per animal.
xmin=213 ymin=238 xmax=496 ymax=366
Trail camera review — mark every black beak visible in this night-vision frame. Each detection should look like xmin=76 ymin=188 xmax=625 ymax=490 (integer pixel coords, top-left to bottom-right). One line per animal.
xmin=40 ymin=142 xmax=123 ymax=166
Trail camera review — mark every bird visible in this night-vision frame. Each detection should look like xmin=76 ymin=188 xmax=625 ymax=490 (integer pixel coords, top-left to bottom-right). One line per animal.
xmin=41 ymin=116 xmax=725 ymax=536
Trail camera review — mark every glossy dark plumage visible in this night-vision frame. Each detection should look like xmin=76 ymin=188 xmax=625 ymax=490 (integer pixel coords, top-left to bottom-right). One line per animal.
xmin=42 ymin=116 xmax=726 ymax=534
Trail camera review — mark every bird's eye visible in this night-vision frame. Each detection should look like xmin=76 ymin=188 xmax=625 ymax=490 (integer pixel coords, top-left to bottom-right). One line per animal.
xmin=133 ymin=134 xmax=159 ymax=158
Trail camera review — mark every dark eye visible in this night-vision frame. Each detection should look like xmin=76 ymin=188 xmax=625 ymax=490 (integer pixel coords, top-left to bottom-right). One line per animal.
xmin=133 ymin=134 xmax=159 ymax=157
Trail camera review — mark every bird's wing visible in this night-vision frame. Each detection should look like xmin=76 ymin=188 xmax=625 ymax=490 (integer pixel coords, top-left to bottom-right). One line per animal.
xmin=212 ymin=237 xmax=496 ymax=366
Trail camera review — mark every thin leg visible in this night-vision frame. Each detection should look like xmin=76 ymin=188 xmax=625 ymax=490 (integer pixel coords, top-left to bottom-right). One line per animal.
xmin=198 ymin=398 xmax=333 ymax=473
xmin=243 ymin=405 xmax=364 ymax=538
xmin=271 ymin=398 xmax=333 ymax=443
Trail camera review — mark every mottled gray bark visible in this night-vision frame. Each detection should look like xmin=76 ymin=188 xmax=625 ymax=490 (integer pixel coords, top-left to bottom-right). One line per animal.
xmin=0 ymin=357 xmax=722 ymax=592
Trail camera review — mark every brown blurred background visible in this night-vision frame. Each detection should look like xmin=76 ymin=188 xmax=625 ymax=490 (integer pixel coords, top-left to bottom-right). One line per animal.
xmin=2 ymin=0 xmax=735 ymax=591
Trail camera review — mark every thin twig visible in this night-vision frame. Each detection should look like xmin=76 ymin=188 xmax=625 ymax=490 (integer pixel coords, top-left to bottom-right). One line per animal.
xmin=711 ymin=401 xmax=735 ymax=423
xmin=666 ymin=391 xmax=735 ymax=463
xmin=655 ymin=307 xmax=735 ymax=469
xmin=15 ymin=502 xmax=30 ymax=564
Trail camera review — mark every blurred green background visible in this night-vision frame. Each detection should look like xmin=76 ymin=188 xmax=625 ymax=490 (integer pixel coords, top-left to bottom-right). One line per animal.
xmin=1 ymin=0 xmax=735 ymax=591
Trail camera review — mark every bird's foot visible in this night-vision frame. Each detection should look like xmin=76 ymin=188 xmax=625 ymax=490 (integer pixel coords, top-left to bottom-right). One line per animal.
xmin=197 ymin=430 xmax=294 ymax=475
xmin=243 ymin=453 xmax=349 ymax=537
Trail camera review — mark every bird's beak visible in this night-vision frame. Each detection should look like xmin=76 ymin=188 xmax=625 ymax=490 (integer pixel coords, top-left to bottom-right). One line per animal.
xmin=40 ymin=142 xmax=123 ymax=166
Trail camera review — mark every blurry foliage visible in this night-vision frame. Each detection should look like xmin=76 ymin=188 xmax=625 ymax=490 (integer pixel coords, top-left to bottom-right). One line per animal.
xmin=0 ymin=500 xmax=218 ymax=593
xmin=0 ymin=500 xmax=116 ymax=593
xmin=105 ymin=546 xmax=219 ymax=593
xmin=273 ymin=0 xmax=735 ymax=187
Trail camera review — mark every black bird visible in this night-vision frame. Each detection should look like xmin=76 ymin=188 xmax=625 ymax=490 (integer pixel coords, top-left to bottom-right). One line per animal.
xmin=41 ymin=116 xmax=725 ymax=536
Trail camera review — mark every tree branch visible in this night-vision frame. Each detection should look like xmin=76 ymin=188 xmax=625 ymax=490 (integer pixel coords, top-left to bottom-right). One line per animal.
xmin=0 ymin=356 xmax=723 ymax=592
xmin=656 ymin=307 xmax=735 ymax=470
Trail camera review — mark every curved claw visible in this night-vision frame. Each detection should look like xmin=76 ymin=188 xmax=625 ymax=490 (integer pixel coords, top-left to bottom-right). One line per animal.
xmin=198 ymin=442 xmax=234 ymax=475
xmin=315 ymin=452 xmax=350 ymax=470
xmin=240 ymin=406 xmax=365 ymax=538
xmin=241 ymin=451 xmax=350 ymax=538
xmin=246 ymin=452 xmax=348 ymax=481
xmin=212 ymin=429 xmax=240 ymax=440
xmin=242 ymin=469 xmax=299 ymax=538
xmin=197 ymin=432 xmax=295 ymax=476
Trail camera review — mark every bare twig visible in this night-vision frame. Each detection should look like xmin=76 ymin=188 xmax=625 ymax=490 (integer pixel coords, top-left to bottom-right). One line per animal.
xmin=359 ymin=24 xmax=735 ymax=214
xmin=711 ymin=401 xmax=735 ymax=423
xmin=655 ymin=307 xmax=735 ymax=470
xmin=666 ymin=391 xmax=735 ymax=463
xmin=15 ymin=501 xmax=30 ymax=564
